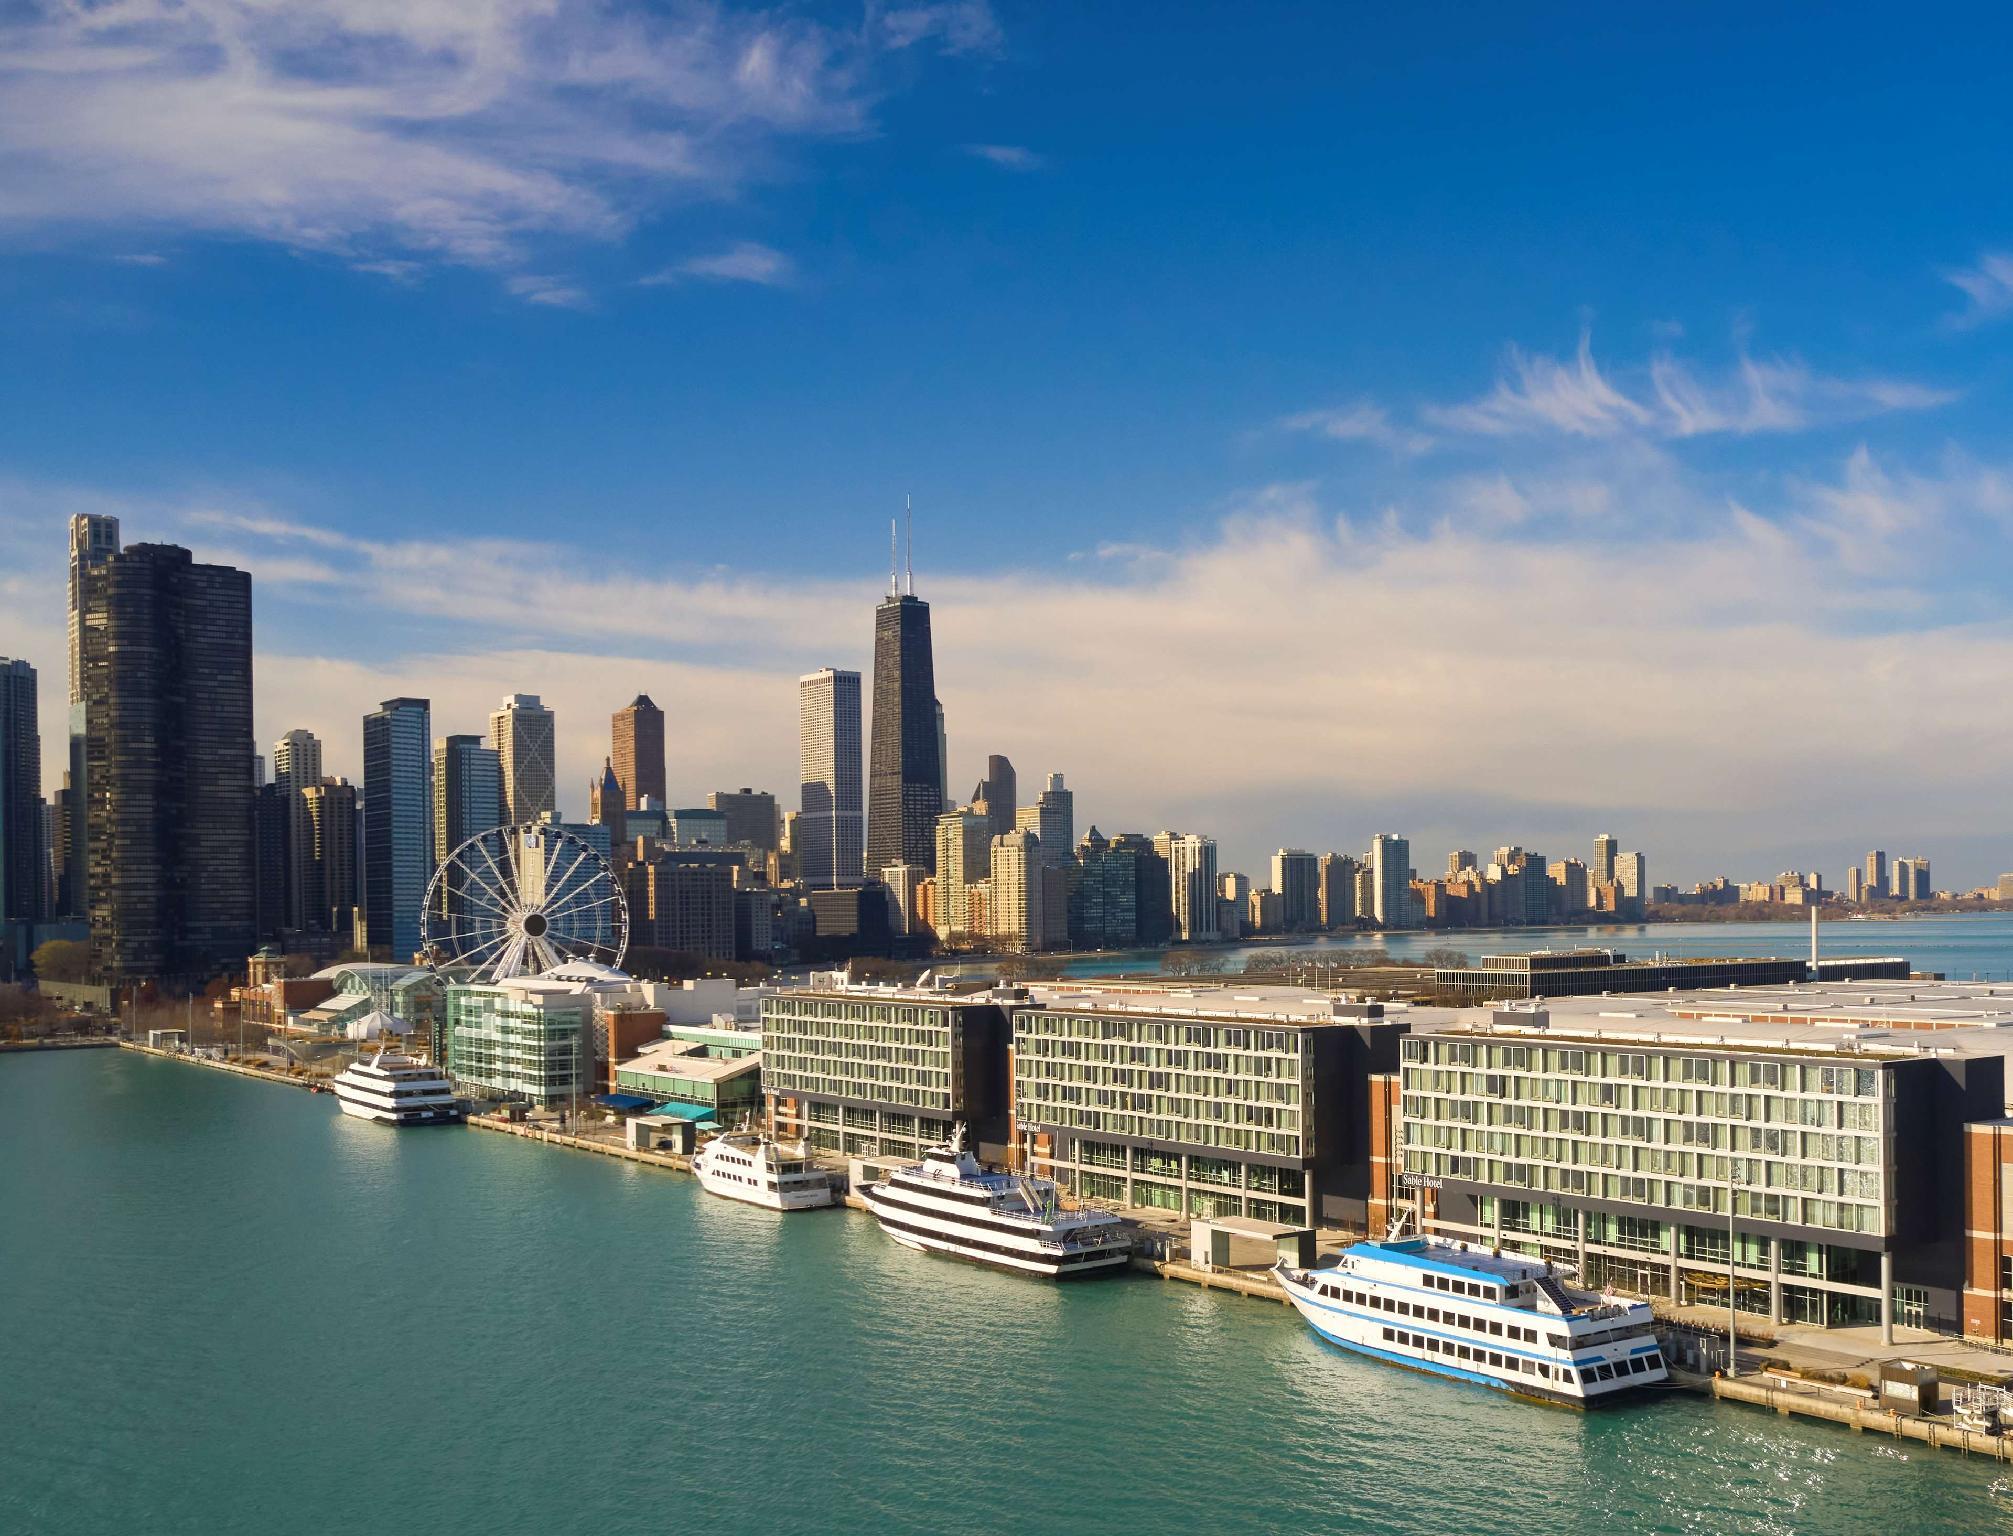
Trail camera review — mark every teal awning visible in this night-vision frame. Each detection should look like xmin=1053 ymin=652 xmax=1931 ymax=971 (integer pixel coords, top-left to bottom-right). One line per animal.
xmin=649 ymin=1101 xmax=718 ymax=1122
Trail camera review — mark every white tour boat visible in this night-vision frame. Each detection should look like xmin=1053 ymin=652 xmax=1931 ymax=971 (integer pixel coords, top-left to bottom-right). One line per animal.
xmin=330 ymin=1048 xmax=465 ymax=1126
xmin=692 ymin=1131 xmax=837 ymax=1212
xmin=859 ymin=1128 xmax=1132 ymax=1279
xmin=1277 ymin=1238 xmax=1668 ymax=1407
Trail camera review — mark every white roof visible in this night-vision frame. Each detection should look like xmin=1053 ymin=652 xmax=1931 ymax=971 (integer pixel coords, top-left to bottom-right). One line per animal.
xmin=343 ymin=1009 xmax=414 ymax=1041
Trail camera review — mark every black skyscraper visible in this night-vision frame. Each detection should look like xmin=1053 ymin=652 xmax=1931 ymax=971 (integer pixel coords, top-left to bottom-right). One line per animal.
xmin=866 ymin=578 xmax=943 ymax=876
xmin=80 ymin=543 xmax=255 ymax=985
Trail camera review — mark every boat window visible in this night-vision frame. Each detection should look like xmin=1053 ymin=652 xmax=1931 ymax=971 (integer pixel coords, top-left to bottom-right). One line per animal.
xmin=1488 ymin=1321 xmax=1502 ymax=1337
xmin=1647 ymin=1351 xmax=1663 ymax=1369
xmin=1594 ymin=1364 xmax=1615 ymax=1381
xmin=1548 ymin=1334 xmax=1566 ymax=1349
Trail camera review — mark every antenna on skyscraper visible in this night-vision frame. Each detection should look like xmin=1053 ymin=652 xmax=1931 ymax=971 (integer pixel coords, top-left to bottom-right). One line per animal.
xmin=905 ymin=493 xmax=914 ymax=595
xmin=889 ymin=516 xmax=899 ymax=597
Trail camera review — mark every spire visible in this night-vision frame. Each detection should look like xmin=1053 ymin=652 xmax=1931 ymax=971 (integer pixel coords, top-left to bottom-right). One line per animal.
xmin=905 ymin=492 xmax=914 ymax=596
xmin=889 ymin=516 xmax=899 ymax=597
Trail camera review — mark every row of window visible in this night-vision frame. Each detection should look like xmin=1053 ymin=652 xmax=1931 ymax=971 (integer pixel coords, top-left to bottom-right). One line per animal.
xmin=1405 ymin=1075 xmax=1884 ymax=1129
xmin=1322 ymin=1283 xmax=1552 ymax=1344
xmin=1400 ymin=1126 xmax=1885 ymax=1198
xmin=1027 ymin=1015 xmax=1300 ymax=1053
xmin=1402 ymin=1039 xmax=1880 ymax=1098
xmin=1014 ymin=1041 xmax=1301 ymax=1077
xmin=1015 ymin=1066 xmax=1303 ymax=1100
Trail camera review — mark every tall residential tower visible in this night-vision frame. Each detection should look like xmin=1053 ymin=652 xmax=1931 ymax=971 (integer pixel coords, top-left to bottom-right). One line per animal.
xmin=364 ymin=698 xmax=433 ymax=962
xmin=799 ymin=668 xmax=863 ymax=889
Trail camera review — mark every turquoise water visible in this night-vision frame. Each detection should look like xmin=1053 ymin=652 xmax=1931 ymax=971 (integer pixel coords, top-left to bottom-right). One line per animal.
xmin=1053 ymin=911 xmax=2013 ymax=980
xmin=5 ymin=1049 xmax=2011 ymax=1536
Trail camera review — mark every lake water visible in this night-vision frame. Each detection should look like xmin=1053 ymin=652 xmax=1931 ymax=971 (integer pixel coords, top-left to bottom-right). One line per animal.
xmin=4 ymin=1049 xmax=2010 ymax=1534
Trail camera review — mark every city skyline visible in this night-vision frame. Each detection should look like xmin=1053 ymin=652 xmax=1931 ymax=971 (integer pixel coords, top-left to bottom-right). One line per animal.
xmin=8 ymin=8 xmax=2013 ymax=882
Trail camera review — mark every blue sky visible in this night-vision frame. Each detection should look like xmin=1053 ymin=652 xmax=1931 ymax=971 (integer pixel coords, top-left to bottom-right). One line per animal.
xmin=4 ymin=2 xmax=2013 ymax=887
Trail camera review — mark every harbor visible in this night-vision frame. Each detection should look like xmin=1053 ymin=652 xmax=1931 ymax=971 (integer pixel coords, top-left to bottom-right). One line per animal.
xmin=9 ymin=1042 xmax=2012 ymax=1535
xmin=86 ymin=1033 xmax=2013 ymax=1476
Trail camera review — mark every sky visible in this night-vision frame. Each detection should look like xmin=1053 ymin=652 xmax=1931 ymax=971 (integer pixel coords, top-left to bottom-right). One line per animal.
xmin=3 ymin=2 xmax=2013 ymax=888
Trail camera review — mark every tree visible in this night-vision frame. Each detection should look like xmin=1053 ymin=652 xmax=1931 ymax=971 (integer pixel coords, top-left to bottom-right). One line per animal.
xmin=30 ymin=939 xmax=92 ymax=983
xmin=1422 ymin=948 xmax=1473 ymax=970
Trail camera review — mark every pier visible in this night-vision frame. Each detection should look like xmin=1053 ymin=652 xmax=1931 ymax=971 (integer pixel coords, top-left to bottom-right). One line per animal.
xmin=117 ymin=1038 xmax=324 ymax=1089
xmin=466 ymin=1112 xmax=693 ymax=1173
xmin=1712 ymin=1373 xmax=2013 ymax=1463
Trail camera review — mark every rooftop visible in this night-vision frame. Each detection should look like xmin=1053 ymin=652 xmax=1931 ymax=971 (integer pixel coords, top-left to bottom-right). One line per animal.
xmin=1352 ymin=1238 xmax=1545 ymax=1284
xmin=1021 ymin=980 xmax=1392 ymax=1027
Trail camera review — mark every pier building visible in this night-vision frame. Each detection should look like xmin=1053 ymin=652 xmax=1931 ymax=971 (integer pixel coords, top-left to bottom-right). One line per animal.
xmin=761 ymin=975 xmax=1011 ymax=1160
xmin=1394 ymin=987 xmax=2013 ymax=1339
xmin=1008 ymin=982 xmax=1406 ymax=1229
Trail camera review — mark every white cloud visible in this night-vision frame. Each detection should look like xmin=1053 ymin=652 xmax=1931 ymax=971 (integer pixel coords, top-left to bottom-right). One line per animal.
xmin=0 ymin=1 xmax=991 ymax=302
xmin=504 ymin=273 xmax=593 ymax=310
xmin=881 ymin=2 xmax=1003 ymax=55
xmin=1278 ymin=403 xmax=1432 ymax=456
xmin=11 ymin=446 xmax=2013 ymax=884
xmin=1410 ymin=330 xmax=1952 ymax=443
xmin=642 ymin=241 xmax=795 ymax=287
xmin=964 ymin=143 xmax=1042 ymax=171
xmin=1943 ymin=251 xmax=2013 ymax=328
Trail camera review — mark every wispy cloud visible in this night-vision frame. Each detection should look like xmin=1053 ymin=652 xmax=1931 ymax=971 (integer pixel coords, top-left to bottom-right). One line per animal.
xmin=0 ymin=1 xmax=994 ymax=304
xmin=108 ymin=252 xmax=167 ymax=267
xmin=1943 ymin=251 xmax=2013 ymax=329
xmin=1278 ymin=402 xmax=1432 ymax=456
xmin=964 ymin=143 xmax=1043 ymax=171
xmin=505 ymin=274 xmax=593 ymax=310
xmin=641 ymin=241 xmax=795 ymax=287
xmin=881 ymin=2 xmax=1004 ymax=55
xmin=1413 ymin=330 xmax=1952 ymax=443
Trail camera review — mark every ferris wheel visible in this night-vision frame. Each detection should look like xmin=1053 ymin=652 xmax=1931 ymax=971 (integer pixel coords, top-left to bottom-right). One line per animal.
xmin=421 ymin=822 xmax=628 ymax=981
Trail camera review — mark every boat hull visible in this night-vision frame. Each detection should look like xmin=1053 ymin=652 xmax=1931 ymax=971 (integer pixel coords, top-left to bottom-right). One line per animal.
xmin=1280 ymin=1274 xmax=1663 ymax=1409
xmin=694 ymin=1164 xmax=835 ymax=1212
xmin=334 ymin=1096 xmax=465 ymax=1126
xmin=859 ymin=1188 xmax=1130 ymax=1279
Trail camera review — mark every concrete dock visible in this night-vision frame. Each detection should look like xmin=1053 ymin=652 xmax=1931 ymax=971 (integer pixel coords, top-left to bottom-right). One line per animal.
xmin=465 ymin=1112 xmax=693 ymax=1172
xmin=1712 ymin=1373 xmax=2013 ymax=1462
xmin=118 ymin=1038 xmax=325 ymax=1089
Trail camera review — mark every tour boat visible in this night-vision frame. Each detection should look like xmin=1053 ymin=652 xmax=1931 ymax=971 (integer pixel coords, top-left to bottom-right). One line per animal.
xmin=1277 ymin=1238 xmax=1668 ymax=1407
xmin=692 ymin=1131 xmax=837 ymax=1211
xmin=329 ymin=1049 xmax=465 ymax=1126
xmin=858 ymin=1127 xmax=1132 ymax=1278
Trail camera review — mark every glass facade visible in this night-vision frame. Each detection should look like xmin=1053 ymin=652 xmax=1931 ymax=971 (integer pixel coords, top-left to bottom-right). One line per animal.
xmin=1011 ymin=1005 xmax=1321 ymax=1223
xmin=446 ymin=984 xmax=591 ymax=1106
xmin=1399 ymin=1034 xmax=1893 ymax=1237
xmin=364 ymin=698 xmax=433 ymax=963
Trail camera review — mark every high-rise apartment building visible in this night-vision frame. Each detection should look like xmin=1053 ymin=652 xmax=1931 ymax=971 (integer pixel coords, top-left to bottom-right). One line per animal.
xmin=0 ymin=658 xmax=42 ymax=974
xmin=79 ymin=543 xmax=255 ymax=984
xmin=364 ymin=698 xmax=433 ymax=962
xmin=1847 ymin=866 xmax=1865 ymax=903
xmin=489 ymin=693 xmax=555 ymax=824
xmin=433 ymin=734 xmax=502 ymax=934
xmin=1168 ymin=832 xmax=1219 ymax=942
xmin=798 ymin=668 xmax=863 ymax=889
xmin=1616 ymin=851 xmax=1647 ymax=909
xmin=978 ymin=754 xmax=1017 ymax=840
xmin=1068 ymin=828 xmax=1140 ymax=950
xmin=934 ymin=807 xmax=992 ymax=938
xmin=1016 ymin=773 xmax=1074 ymax=865
xmin=989 ymin=828 xmax=1046 ymax=952
xmin=1272 ymin=849 xmax=1319 ymax=930
xmin=270 ymin=729 xmax=322 ymax=931
xmin=866 ymin=578 xmax=943 ymax=876
xmin=611 ymin=694 xmax=666 ymax=811
xmin=1592 ymin=833 xmax=1617 ymax=886
xmin=708 ymin=788 xmax=779 ymax=850
xmin=1448 ymin=849 xmax=1478 ymax=878
xmin=65 ymin=514 xmax=120 ymax=920
xmin=1370 ymin=833 xmax=1410 ymax=928
xmin=1319 ymin=852 xmax=1361 ymax=929
xmin=1867 ymin=850 xmax=1888 ymax=899
xmin=303 ymin=777 xmax=359 ymax=936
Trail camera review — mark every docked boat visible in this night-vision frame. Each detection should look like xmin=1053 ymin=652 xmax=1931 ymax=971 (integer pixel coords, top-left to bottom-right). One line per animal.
xmin=1277 ymin=1238 xmax=1668 ymax=1407
xmin=329 ymin=1049 xmax=465 ymax=1126
xmin=859 ymin=1128 xmax=1131 ymax=1278
xmin=692 ymin=1131 xmax=837 ymax=1211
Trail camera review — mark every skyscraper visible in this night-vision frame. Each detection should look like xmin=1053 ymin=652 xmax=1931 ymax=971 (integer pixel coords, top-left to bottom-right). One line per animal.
xmin=1168 ymin=833 xmax=1219 ymax=942
xmin=979 ymin=754 xmax=1018 ymax=840
xmin=1016 ymin=773 xmax=1074 ymax=865
xmin=65 ymin=513 xmax=119 ymax=921
xmin=271 ymin=728 xmax=322 ymax=931
xmin=489 ymin=693 xmax=555 ymax=824
xmin=0 ymin=658 xmax=42 ymax=975
xmin=799 ymin=667 xmax=863 ymax=889
xmin=612 ymin=694 xmax=666 ymax=811
xmin=1272 ymin=849 xmax=1319 ymax=930
xmin=364 ymin=698 xmax=433 ymax=962
xmin=1616 ymin=851 xmax=1647 ymax=910
xmin=434 ymin=735 xmax=503 ymax=859
xmin=1592 ymin=833 xmax=1617 ymax=886
xmin=933 ymin=807 xmax=992 ymax=937
xmin=866 ymin=557 xmax=943 ymax=875
xmin=303 ymin=777 xmax=358 ymax=936
xmin=79 ymin=543 xmax=255 ymax=984
xmin=589 ymin=759 xmax=626 ymax=850
xmin=1866 ymin=850 xmax=1888 ymax=899
xmin=1370 ymin=833 xmax=1410 ymax=928
xmin=1318 ymin=852 xmax=1361 ymax=928
xmin=709 ymin=788 xmax=779 ymax=850
xmin=989 ymin=829 xmax=1045 ymax=952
